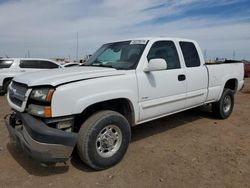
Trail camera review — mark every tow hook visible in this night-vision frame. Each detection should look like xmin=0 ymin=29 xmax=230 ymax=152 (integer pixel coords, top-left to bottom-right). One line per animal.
xmin=4 ymin=113 xmax=22 ymax=128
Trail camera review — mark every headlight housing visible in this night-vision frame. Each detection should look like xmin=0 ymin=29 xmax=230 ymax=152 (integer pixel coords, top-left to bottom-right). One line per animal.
xmin=28 ymin=88 xmax=55 ymax=118
xmin=30 ymin=88 xmax=54 ymax=102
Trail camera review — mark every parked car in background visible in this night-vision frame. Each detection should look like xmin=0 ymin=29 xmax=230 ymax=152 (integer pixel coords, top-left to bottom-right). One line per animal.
xmin=62 ymin=62 xmax=80 ymax=68
xmin=244 ymin=62 xmax=250 ymax=77
xmin=0 ymin=58 xmax=61 ymax=95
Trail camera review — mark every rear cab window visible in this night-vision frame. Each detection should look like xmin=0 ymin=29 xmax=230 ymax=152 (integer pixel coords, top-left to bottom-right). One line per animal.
xmin=179 ymin=42 xmax=200 ymax=67
xmin=0 ymin=60 xmax=13 ymax=68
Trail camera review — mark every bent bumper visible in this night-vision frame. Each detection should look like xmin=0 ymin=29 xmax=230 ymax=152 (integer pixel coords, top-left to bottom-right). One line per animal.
xmin=5 ymin=112 xmax=77 ymax=163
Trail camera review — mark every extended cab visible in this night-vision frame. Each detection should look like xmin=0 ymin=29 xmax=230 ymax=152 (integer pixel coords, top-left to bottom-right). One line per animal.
xmin=5 ymin=38 xmax=244 ymax=170
xmin=0 ymin=58 xmax=61 ymax=95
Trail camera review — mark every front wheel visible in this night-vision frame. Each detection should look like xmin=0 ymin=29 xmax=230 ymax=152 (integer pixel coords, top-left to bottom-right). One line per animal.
xmin=212 ymin=89 xmax=234 ymax=119
xmin=3 ymin=80 xmax=11 ymax=95
xmin=77 ymin=110 xmax=131 ymax=170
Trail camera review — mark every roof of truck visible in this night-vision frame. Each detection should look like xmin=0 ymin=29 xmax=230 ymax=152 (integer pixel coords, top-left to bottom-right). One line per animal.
xmin=110 ymin=37 xmax=196 ymax=43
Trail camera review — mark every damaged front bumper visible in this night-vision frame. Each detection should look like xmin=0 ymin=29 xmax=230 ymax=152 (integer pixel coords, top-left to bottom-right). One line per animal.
xmin=5 ymin=112 xmax=77 ymax=163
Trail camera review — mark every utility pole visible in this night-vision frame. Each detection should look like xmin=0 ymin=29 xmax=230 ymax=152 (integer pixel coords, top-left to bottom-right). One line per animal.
xmin=76 ymin=32 xmax=79 ymax=62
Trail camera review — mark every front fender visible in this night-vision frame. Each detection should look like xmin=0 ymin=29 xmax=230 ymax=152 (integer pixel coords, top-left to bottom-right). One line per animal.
xmin=51 ymin=73 xmax=139 ymax=123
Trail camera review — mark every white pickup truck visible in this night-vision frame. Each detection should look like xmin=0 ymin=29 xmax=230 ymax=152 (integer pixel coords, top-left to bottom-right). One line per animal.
xmin=5 ymin=37 xmax=244 ymax=170
xmin=0 ymin=58 xmax=61 ymax=95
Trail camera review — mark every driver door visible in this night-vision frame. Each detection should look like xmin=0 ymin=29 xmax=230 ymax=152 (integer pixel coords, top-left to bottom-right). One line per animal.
xmin=137 ymin=40 xmax=187 ymax=122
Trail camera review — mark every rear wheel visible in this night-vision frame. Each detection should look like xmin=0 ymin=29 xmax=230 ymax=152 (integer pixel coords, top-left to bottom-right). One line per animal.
xmin=212 ymin=89 xmax=234 ymax=119
xmin=77 ymin=110 xmax=131 ymax=170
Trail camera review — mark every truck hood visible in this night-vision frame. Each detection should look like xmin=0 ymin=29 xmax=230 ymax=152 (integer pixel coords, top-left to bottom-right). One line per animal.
xmin=13 ymin=67 xmax=124 ymax=87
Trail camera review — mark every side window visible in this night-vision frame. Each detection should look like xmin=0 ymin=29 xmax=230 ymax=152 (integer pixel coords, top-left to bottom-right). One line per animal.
xmin=39 ymin=61 xmax=59 ymax=69
xmin=179 ymin=42 xmax=200 ymax=67
xmin=147 ymin=41 xmax=180 ymax=70
xmin=19 ymin=60 xmax=39 ymax=68
xmin=0 ymin=60 xmax=13 ymax=68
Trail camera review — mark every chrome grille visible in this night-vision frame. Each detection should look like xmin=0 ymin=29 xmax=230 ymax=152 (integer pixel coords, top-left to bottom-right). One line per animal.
xmin=9 ymin=81 xmax=28 ymax=107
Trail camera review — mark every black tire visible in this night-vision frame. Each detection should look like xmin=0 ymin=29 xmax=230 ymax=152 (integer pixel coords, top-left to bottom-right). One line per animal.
xmin=77 ymin=110 xmax=131 ymax=170
xmin=0 ymin=90 xmax=5 ymax=96
xmin=3 ymin=80 xmax=11 ymax=93
xmin=212 ymin=89 xmax=234 ymax=119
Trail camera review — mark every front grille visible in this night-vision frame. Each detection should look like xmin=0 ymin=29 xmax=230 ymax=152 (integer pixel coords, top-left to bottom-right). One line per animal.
xmin=9 ymin=95 xmax=23 ymax=106
xmin=9 ymin=81 xmax=28 ymax=107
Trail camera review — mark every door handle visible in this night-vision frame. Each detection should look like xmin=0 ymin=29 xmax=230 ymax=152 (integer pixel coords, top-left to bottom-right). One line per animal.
xmin=178 ymin=74 xmax=186 ymax=81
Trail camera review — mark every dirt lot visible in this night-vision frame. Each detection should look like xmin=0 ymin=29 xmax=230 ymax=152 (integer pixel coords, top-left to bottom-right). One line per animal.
xmin=0 ymin=79 xmax=250 ymax=188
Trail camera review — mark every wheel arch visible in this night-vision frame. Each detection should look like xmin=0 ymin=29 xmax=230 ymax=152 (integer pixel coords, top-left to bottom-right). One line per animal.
xmin=217 ymin=78 xmax=238 ymax=100
xmin=2 ymin=77 xmax=13 ymax=91
xmin=224 ymin=78 xmax=238 ymax=92
xmin=73 ymin=98 xmax=136 ymax=132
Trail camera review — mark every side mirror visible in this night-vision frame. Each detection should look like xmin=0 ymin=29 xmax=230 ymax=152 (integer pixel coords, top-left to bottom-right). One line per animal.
xmin=144 ymin=58 xmax=167 ymax=72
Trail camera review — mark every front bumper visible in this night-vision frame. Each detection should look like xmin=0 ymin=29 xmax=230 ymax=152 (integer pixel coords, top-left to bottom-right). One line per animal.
xmin=5 ymin=112 xmax=77 ymax=163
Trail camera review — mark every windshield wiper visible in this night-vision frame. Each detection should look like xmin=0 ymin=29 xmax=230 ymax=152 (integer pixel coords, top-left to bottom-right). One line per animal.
xmin=82 ymin=63 xmax=116 ymax=69
xmin=93 ymin=64 xmax=116 ymax=69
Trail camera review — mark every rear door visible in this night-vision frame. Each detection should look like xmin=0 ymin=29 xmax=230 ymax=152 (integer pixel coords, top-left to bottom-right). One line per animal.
xmin=137 ymin=40 xmax=187 ymax=122
xmin=179 ymin=41 xmax=208 ymax=108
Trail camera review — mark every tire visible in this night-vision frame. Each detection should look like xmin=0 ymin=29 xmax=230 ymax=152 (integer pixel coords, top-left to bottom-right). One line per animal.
xmin=212 ymin=89 xmax=234 ymax=119
xmin=77 ymin=110 xmax=131 ymax=170
xmin=3 ymin=80 xmax=11 ymax=94
xmin=0 ymin=89 xmax=5 ymax=96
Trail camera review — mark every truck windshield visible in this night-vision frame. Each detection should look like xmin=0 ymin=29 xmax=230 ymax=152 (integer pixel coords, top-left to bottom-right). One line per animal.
xmin=85 ymin=40 xmax=147 ymax=70
xmin=0 ymin=60 xmax=13 ymax=68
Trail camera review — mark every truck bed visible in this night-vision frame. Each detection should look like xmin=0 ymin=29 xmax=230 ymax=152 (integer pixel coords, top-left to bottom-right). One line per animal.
xmin=205 ymin=62 xmax=244 ymax=102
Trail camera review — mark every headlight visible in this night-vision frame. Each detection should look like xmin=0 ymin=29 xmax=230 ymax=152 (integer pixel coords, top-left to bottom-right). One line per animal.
xmin=30 ymin=88 xmax=55 ymax=102
xmin=28 ymin=88 xmax=54 ymax=118
xmin=27 ymin=104 xmax=52 ymax=118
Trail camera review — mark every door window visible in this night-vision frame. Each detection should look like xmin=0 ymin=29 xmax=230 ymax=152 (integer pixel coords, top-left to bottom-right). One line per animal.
xmin=19 ymin=60 xmax=39 ymax=68
xmin=179 ymin=42 xmax=200 ymax=67
xmin=147 ymin=41 xmax=180 ymax=70
xmin=19 ymin=60 xmax=59 ymax=69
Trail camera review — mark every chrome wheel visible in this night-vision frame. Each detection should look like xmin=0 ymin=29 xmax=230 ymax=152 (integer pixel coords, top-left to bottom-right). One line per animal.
xmin=96 ymin=125 xmax=122 ymax=158
xmin=223 ymin=95 xmax=232 ymax=113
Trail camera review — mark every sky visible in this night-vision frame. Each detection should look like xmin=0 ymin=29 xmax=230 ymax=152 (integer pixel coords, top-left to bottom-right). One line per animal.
xmin=0 ymin=0 xmax=250 ymax=60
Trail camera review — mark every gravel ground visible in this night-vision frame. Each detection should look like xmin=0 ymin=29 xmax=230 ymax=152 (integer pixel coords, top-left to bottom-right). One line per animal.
xmin=0 ymin=79 xmax=249 ymax=188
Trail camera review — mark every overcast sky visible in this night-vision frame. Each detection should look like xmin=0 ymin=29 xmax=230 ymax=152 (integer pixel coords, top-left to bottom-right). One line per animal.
xmin=0 ymin=0 xmax=250 ymax=60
